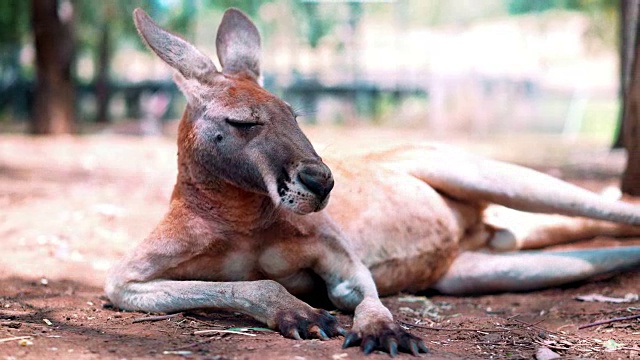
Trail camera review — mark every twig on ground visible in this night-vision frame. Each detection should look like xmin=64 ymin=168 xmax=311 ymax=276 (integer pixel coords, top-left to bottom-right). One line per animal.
xmin=0 ymin=336 xmax=32 ymax=343
xmin=132 ymin=313 xmax=182 ymax=323
xmin=555 ymin=324 xmax=576 ymax=332
xmin=0 ymin=321 xmax=21 ymax=329
xmin=183 ymin=313 xmax=220 ymax=327
xmin=193 ymin=329 xmax=257 ymax=336
xmin=172 ymin=336 xmax=218 ymax=350
xmin=578 ymin=313 xmax=640 ymax=329
xmin=399 ymin=320 xmax=511 ymax=333
xmin=471 ymin=340 xmax=535 ymax=349
xmin=507 ymin=315 xmax=560 ymax=336
xmin=533 ymin=340 xmax=571 ymax=351
xmin=570 ymin=308 xmax=628 ymax=316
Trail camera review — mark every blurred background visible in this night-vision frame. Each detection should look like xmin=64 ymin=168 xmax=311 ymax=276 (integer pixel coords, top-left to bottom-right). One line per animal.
xmin=0 ymin=0 xmax=628 ymax=144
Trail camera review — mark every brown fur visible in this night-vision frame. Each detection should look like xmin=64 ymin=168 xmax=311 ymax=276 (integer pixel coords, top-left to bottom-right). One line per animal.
xmin=106 ymin=8 xmax=640 ymax=356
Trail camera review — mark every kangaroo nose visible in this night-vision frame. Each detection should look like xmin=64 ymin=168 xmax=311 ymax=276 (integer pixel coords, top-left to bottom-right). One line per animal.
xmin=298 ymin=163 xmax=334 ymax=200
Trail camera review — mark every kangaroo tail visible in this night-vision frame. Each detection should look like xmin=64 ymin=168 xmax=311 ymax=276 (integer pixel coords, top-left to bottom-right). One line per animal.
xmin=433 ymin=247 xmax=640 ymax=295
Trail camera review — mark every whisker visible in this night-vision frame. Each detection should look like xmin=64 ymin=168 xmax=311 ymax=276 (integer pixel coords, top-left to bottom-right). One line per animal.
xmin=292 ymin=105 xmax=316 ymax=118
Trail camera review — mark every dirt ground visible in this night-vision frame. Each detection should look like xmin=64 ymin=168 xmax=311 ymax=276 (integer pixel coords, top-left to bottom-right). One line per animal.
xmin=1 ymin=127 xmax=639 ymax=359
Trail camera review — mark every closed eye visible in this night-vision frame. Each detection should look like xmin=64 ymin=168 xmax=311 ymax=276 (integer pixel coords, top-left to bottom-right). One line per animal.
xmin=225 ymin=118 xmax=261 ymax=130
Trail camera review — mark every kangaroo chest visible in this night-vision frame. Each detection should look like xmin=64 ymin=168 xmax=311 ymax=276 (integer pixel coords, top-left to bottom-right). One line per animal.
xmin=161 ymin=233 xmax=322 ymax=296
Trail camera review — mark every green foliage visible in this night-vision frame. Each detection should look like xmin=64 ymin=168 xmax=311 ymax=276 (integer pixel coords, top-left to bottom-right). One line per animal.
xmin=603 ymin=339 xmax=623 ymax=351
xmin=506 ymin=0 xmax=616 ymax=15
xmin=74 ymin=0 xmax=161 ymax=52
xmin=506 ymin=0 xmax=618 ymax=49
xmin=200 ymin=0 xmax=341 ymax=48
xmin=202 ymin=0 xmax=265 ymax=17
xmin=297 ymin=3 xmax=338 ymax=48
xmin=291 ymin=2 xmax=360 ymax=49
xmin=0 ymin=0 xmax=29 ymax=81
xmin=0 ymin=0 xmax=29 ymax=45
xmin=0 ymin=0 xmax=622 ymax=81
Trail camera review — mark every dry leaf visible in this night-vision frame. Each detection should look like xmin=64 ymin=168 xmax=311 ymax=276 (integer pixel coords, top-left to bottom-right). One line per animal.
xmin=603 ymin=339 xmax=623 ymax=351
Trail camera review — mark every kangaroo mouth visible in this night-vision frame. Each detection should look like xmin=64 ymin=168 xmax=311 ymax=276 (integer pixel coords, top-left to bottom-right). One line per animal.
xmin=274 ymin=177 xmax=328 ymax=215
xmin=273 ymin=165 xmax=333 ymax=215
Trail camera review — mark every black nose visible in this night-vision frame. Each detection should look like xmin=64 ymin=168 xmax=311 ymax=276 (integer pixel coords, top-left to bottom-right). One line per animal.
xmin=298 ymin=163 xmax=334 ymax=200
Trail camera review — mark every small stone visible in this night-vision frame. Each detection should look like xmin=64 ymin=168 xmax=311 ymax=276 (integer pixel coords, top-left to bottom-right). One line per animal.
xmin=536 ymin=347 xmax=561 ymax=360
xmin=18 ymin=339 xmax=33 ymax=347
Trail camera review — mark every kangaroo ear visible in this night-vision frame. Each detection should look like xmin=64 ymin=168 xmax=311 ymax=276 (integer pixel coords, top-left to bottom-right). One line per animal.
xmin=133 ymin=8 xmax=217 ymax=81
xmin=216 ymin=8 xmax=261 ymax=81
xmin=173 ymin=72 xmax=211 ymax=106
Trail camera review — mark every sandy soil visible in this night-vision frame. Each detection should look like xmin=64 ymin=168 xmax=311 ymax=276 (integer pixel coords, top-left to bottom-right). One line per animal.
xmin=0 ymin=129 xmax=639 ymax=359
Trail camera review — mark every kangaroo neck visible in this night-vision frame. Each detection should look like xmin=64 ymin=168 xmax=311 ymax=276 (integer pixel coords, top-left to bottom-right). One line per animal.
xmin=173 ymin=166 xmax=278 ymax=234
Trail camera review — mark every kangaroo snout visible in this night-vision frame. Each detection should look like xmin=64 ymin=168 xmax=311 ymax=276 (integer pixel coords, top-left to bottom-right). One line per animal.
xmin=298 ymin=163 xmax=334 ymax=201
xmin=276 ymin=160 xmax=334 ymax=214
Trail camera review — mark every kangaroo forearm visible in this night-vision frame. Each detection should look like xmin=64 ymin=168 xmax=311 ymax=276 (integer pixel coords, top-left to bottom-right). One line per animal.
xmin=109 ymin=279 xmax=298 ymax=326
xmin=317 ymin=245 xmax=381 ymax=312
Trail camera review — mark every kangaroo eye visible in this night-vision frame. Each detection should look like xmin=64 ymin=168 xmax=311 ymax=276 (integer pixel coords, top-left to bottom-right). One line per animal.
xmin=225 ymin=118 xmax=260 ymax=130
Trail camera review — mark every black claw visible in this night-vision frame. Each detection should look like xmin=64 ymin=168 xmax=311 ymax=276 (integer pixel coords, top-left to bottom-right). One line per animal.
xmin=388 ymin=340 xmax=398 ymax=358
xmin=409 ymin=342 xmax=419 ymax=356
xmin=337 ymin=327 xmax=348 ymax=336
xmin=341 ymin=321 xmax=426 ymax=356
xmin=275 ymin=307 xmax=345 ymax=341
xmin=343 ymin=332 xmax=361 ymax=348
xmin=362 ymin=337 xmax=376 ymax=355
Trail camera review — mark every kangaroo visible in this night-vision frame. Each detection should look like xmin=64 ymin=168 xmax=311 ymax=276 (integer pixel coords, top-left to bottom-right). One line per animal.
xmin=106 ymin=8 xmax=640 ymax=356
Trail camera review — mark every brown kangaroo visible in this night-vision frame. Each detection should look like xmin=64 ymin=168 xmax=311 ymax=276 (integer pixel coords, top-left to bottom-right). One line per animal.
xmin=106 ymin=8 xmax=640 ymax=356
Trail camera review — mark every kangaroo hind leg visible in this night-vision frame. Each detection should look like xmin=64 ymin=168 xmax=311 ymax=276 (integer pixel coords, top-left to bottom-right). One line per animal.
xmin=388 ymin=145 xmax=640 ymax=225
xmin=484 ymin=205 xmax=640 ymax=251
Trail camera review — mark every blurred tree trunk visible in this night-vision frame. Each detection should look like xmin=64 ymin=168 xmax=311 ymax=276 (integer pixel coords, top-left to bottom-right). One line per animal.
xmin=614 ymin=0 xmax=640 ymax=148
xmin=95 ymin=21 xmax=111 ymax=123
xmin=621 ymin=18 xmax=640 ymax=195
xmin=30 ymin=0 xmax=76 ymax=134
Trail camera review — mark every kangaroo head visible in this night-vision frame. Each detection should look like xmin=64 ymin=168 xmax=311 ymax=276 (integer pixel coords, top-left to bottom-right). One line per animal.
xmin=132 ymin=8 xmax=333 ymax=215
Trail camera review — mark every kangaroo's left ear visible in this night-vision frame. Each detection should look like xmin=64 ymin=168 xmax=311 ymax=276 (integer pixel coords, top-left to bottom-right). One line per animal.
xmin=133 ymin=8 xmax=217 ymax=82
xmin=215 ymin=8 xmax=261 ymax=82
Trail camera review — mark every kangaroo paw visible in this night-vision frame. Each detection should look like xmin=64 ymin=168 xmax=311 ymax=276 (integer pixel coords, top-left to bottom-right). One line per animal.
xmin=275 ymin=307 xmax=346 ymax=340
xmin=342 ymin=320 xmax=428 ymax=357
